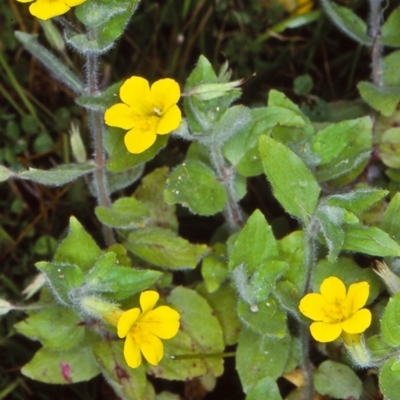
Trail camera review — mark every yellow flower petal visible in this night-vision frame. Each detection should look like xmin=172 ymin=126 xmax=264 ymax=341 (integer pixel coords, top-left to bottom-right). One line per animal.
xmin=65 ymin=0 xmax=86 ymax=5
xmin=320 ymin=276 xmax=346 ymax=304
xmin=16 ymin=0 xmax=34 ymax=3
xmin=342 ymin=308 xmax=372 ymax=334
xmin=136 ymin=332 xmax=164 ymax=366
xmin=156 ymin=105 xmax=182 ymax=135
xmin=345 ymin=281 xmax=370 ymax=313
xmin=124 ymin=333 xmax=142 ymax=368
xmin=151 ymin=78 xmax=181 ymax=113
xmin=120 ymin=76 xmax=152 ymax=115
xmin=30 ymin=0 xmax=70 ymax=20
xmin=124 ymin=124 xmax=157 ymax=154
xmin=299 ymin=293 xmax=330 ymax=322
xmin=310 ymin=321 xmax=342 ymax=343
xmin=139 ymin=306 xmax=180 ymax=339
xmin=104 ymin=103 xmax=136 ymax=130
xmin=117 ymin=308 xmax=140 ymax=338
xmin=140 ymin=291 xmax=159 ymax=314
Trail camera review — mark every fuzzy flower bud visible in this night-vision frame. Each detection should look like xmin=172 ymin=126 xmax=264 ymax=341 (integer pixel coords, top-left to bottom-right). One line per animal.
xmin=185 ymin=80 xmax=243 ymax=101
xmin=80 ymin=296 xmax=123 ymax=326
xmin=374 ymin=260 xmax=400 ymax=296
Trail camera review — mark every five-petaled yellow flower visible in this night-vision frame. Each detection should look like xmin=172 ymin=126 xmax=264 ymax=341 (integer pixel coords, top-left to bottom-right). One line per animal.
xmin=117 ymin=290 xmax=180 ymax=368
xmin=279 ymin=0 xmax=314 ymax=16
xmin=16 ymin=0 xmax=87 ymax=20
xmin=104 ymin=76 xmax=182 ymax=154
xmin=299 ymin=276 xmax=372 ymax=343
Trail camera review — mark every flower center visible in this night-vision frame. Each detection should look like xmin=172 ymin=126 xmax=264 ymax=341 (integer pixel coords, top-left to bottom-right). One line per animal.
xmin=153 ymin=107 xmax=162 ymax=116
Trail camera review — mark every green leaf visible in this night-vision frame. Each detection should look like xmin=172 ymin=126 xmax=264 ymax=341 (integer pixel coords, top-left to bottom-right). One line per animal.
xmin=156 ymin=392 xmax=180 ymax=400
xmin=164 ymin=160 xmax=227 ymax=216
xmin=14 ymin=307 xmax=84 ymax=351
xmin=35 ymin=261 xmax=84 ymax=305
xmin=54 ymin=216 xmax=102 ymax=272
xmin=382 ymin=192 xmax=400 ymax=244
xmin=293 ymin=74 xmax=313 ymax=96
xmin=73 ymin=1 xmax=139 ymax=52
xmin=381 ymin=7 xmax=400 ymax=47
xmin=358 ymin=81 xmax=400 ymax=117
xmin=381 ymin=292 xmax=400 ymax=347
xmin=93 ymin=340 xmax=147 ymax=400
xmin=95 ymin=197 xmax=150 ymax=229
xmin=201 ymin=244 xmax=229 ymax=293
xmin=15 ymin=31 xmax=83 ymax=94
xmin=319 ymin=0 xmax=371 ymax=45
xmin=238 ymin=296 xmax=287 ymax=338
xmin=259 ymin=135 xmax=320 ymax=222
xmin=236 ymin=327 xmax=290 ymax=393
xmin=315 ymin=206 xmax=345 ymax=262
xmin=126 ymin=227 xmax=209 ymax=270
xmin=106 ymin=127 xmax=168 ymax=172
xmin=383 ymin=50 xmax=400 ymax=86
xmin=185 ymin=55 xmax=218 ymax=89
xmin=134 ymin=166 xmax=178 ymax=231
xmin=273 ymin=231 xmax=305 ymax=317
xmin=86 ymin=252 xmax=162 ymax=300
xmin=380 ymin=358 xmax=400 ymax=400
xmin=314 ymin=360 xmax=362 ymax=399
xmin=17 ymin=162 xmax=95 ymax=186
xmin=147 ymin=330 xmax=207 ymax=380
xmin=148 ymin=287 xmax=224 ymax=379
xmin=168 ymin=287 xmax=224 ymax=358
xmin=312 ymin=117 xmax=373 ymax=182
xmin=209 ymin=105 xmax=251 ymax=145
xmin=367 ymin=335 xmax=397 ymax=360
xmin=107 ymin=164 xmax=144 ymax=194
xmin=246 ymin=377 xmax=282 ymax=400
xmin=197 ymin=283 xmax=242 ymax=346
xmin=76 ymin=81 xmax=122 ymax=111
xmin=326 ymin=188 xmax=388 ymax=214
xmin=229 ymin=210 xmax=278 ymax=273
xmin=343 ymin=224 xmax=400 ymax=257
xmin=379 ymin=128 xmax=400 ymax=168
xmin=21 ymin=342 xmax=100 ymax=384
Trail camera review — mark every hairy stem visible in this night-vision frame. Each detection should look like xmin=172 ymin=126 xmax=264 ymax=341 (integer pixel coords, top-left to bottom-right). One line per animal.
xmin=369 ymin=0 xmax=384 ymax=88
xmin=300 ymin=218 xmax=318 ymax=399
xmin=85 ymin=50 xmax=114 ymax=246
xmin=209 ymin=145 xmax=243 ymax=232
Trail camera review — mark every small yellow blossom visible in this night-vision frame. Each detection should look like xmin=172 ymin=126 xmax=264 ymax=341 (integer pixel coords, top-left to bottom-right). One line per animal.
xmin=279 ymin=0 xmax=314 ymax=16
xmin=299 ymin=276 xmax=372 ymax=343
xmin=117 ymin=290 xmax=180 ymax=368
xmin=104 ymin=76 xmax=182 ymax=154
xmin=16 ymin=0 xmax=87 ymax=20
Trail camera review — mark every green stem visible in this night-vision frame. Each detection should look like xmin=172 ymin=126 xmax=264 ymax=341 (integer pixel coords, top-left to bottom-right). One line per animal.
xmin=209 ymin=145 xmax=243 ymax=232
xmin=170 ymin=351 xmax=236 ymax=360
xmin=369 ymin=0 xmax=384 ymax=88
xmin=300 ymin=218 xmax=318 ymax=399
xmin=85 ymin=50 xmax=114 ymax=246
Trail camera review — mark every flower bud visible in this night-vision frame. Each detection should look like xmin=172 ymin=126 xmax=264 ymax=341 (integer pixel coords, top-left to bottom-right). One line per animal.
xmin=39 ymin=20 xmax=65 ymax=52
xmin=70 ymin=122 xmax=87 ymax=163
xmin=374 ymin=260 xmax=400 ymax=296
xmin=80 ymin=296 xmax=123 ymax=326
xmin=185 ymin=80 xmax=243 ymax=101
xmin=342 ymin=332 xmax=372 ymax=368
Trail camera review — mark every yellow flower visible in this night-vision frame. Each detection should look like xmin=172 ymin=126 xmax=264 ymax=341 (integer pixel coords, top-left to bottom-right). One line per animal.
xmin=104 ymin=76 xmax=182 ymax=154
xmin=117 ymin=290 xmax=180 ymax=368
xmin=299 ymin=276 xmax=372 ymax=343
xmin=279 ymin=0 xmax=314 ymax=16
xmin=16 ymin=0 xmax=87 ymax=20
